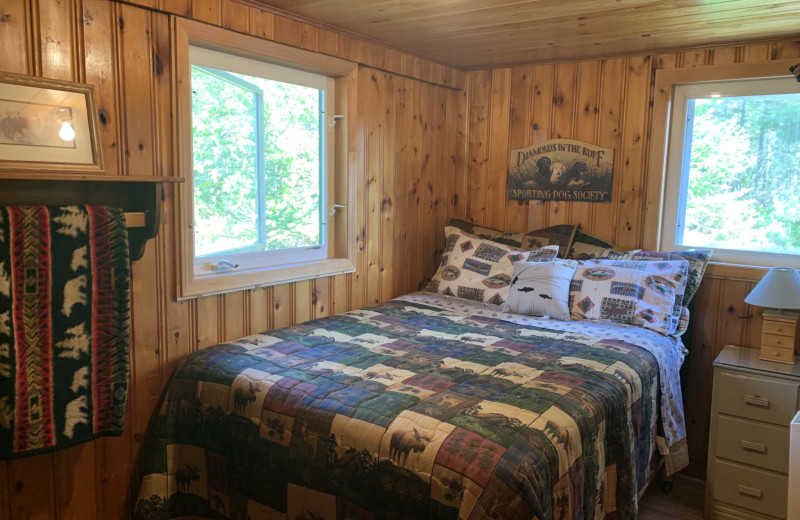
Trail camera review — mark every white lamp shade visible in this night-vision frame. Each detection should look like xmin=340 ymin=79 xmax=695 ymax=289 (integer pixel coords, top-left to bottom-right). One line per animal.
xmin=745 ymin=267 xmax=800 ymax=310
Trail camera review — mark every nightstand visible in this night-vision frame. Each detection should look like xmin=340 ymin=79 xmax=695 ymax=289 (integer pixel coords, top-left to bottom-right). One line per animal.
xmin=706 ymin=345 xmax=800 ymax=519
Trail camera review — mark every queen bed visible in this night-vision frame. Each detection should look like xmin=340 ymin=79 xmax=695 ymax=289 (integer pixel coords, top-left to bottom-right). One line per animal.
xmin=135 ymin=223 xmax=702 ymax=520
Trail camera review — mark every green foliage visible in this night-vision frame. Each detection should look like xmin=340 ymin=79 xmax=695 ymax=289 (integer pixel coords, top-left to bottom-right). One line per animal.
xmin=684 ymin=94 xmax=800 ymax=253
xmin=191 ymin=66 xmax=322 ymax=257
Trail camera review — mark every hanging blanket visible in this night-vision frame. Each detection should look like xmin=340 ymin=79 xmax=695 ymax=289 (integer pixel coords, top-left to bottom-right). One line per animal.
xmin=0 ymin=205 xmax=131 ymax=459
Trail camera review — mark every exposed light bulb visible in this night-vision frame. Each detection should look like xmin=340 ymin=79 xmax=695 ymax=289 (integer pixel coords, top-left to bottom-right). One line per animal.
xmin=59 ymin=120 xmax=76 ymax=141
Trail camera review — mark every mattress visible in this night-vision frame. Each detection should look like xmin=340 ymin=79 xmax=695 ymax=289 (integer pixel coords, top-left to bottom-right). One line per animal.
xmin=135 ymin=292 xmax=687 ymax=520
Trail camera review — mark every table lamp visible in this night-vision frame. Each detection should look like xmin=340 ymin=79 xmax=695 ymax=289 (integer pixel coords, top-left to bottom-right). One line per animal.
xmin=745 ymin=267 xmax=800 ymax=364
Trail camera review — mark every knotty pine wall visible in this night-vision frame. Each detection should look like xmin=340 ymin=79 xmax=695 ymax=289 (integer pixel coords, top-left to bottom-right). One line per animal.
xmin=2 ymin=1 xmax=800 ymax=517
xmin=462 ymin=40 xmax=800 ymax=479
xmin=0 ymin=1 xmax=468 ymax=518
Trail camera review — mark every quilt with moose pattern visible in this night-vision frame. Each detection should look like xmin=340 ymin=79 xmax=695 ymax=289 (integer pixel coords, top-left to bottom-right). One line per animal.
xmin=135 ymin=293 xmax=687 ymax=520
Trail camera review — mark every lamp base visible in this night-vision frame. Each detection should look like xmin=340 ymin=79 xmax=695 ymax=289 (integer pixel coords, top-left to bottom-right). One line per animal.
xmin=759 ymin=312 xmax=798 ymax=365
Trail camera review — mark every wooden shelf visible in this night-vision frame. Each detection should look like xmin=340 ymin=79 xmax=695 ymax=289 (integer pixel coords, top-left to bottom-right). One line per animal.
xmin=0 ymin=174 xmax=183 ymax=261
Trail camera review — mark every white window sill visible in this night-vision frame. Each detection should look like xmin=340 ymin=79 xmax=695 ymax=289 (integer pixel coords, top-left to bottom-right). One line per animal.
xmin=179 ymin=257 xmax=356 ymax=299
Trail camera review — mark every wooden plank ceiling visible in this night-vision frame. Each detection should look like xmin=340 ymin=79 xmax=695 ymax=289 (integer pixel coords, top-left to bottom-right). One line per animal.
xmin=249 ymin=0 xmax=800 ymax=69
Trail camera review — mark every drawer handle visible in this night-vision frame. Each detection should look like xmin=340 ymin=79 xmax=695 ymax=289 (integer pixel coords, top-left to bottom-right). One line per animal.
xmin=737 ymin=484 xmax=763 ymax=499
xmin=740 ymin=440 xmax=767 ymax=453
xmin=743 ymin=394 xmax=769 ymax=408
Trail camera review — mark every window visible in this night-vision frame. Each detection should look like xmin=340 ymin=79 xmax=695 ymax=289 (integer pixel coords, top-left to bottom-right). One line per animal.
xmin=662 ymin=75 xmax=800 ymax=266
xmin=191 ymin=47 xmax=329 ymax=265
xmin=175 ymin=19 xmax=356 ymax=298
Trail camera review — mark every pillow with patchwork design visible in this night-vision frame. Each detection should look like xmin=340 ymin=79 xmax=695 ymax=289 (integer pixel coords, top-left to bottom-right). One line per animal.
xmin=520 ymin=225 xmax=577 ymax=258
xmin=447 ymin=218 xmax=576 ymax=257
xmin=428 ymin=226 xmax=559 ymax=305
xmin=569 ymin=258 xmax=689 ymax=335
xmin=447 ymin=218 xmax=527 ymax=248
xmin=567 ymin=230 xmax=638 ymax=260
xmin=507 ymin=259 xmax=578 ymax=320
xmin=630 ymin=249 xmax=712 ymax=306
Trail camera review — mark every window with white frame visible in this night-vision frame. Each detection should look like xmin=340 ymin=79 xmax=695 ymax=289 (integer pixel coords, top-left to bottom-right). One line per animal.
xmin=174 ymin=19 xmax=356 ymax=298
xmin=191 ymin=46 xmax=330 ymax=267
xmin=662 ymin=76 xmax=800 ymax=266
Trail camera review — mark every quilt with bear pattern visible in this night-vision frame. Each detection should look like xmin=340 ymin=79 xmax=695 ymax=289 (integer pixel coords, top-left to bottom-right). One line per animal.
xmin=135 ymin=293 xmax=686 ymax=520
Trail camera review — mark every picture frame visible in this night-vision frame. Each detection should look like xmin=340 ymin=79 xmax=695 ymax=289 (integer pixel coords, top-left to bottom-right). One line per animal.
xmin=0 ymin=71 xmax=103 ymax=174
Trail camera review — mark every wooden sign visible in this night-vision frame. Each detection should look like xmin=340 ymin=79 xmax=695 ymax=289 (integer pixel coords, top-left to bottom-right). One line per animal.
xmin=508 ymin=139 xmax=614 ymax=202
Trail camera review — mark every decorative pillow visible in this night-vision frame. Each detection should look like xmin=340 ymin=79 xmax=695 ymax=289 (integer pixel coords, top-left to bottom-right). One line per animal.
xmin=447 ymin=218 xmax=576 ymax=257
xmin=507 ymin=259 xmax=578 ymax=320
xmin=568 ymin=230 xmax=637 ymax=260
xmin=520 ymin=225 xmax=577 ymax=258
xmin=673 ymin=305 xmax=690 ymax=337
xmin=447 ymin=218 xmax=526 ymax=248
xmin=631 ymin=249 xmax=712 ymax=306
xmin=428 ymin=226 xmax=559 ymax=305
xmin=569 ymin=258 xmax=690 ymax=335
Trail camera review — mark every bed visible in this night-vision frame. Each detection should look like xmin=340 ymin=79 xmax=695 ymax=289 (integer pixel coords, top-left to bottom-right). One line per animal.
xmin=134 ymin=288 xmax=688 ymax=520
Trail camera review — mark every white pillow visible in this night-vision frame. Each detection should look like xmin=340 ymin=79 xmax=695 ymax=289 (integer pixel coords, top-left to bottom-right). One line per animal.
xmin=506 ymin=260 xmax=578 ymax=320
xmin=428 ymin=226 xmax=559 ymax=305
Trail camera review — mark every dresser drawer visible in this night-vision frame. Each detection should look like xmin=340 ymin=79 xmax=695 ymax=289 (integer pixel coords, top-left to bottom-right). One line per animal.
xmin=713 ymin=460 xmax=788 ymax=518
xmin=716 ymin=415 xmax=789 ymax=473
xmin=761 ymin=333 xmax=794 ymax=349
xmin=717 ymin=370 xmax=800 ymax=426
xmin=763 ymin=320 xmax=796 ymax=337
xmin=760 ymin=345 xmax=795 ymax=364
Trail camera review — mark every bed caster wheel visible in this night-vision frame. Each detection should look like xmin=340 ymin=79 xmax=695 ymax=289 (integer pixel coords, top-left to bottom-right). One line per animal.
xmin=661 ymin=480 xmax=673 ymax=494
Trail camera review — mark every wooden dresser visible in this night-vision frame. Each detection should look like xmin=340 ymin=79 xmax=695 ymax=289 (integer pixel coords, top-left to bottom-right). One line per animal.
xmin=706 ymin=345 xmax=800 ymax=519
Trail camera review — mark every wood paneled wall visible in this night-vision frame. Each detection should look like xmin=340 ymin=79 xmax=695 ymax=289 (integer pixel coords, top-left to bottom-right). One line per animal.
xmin=0 ymin=1 xmax=467 ymax=518
xmin=462 ymin=40 xmax=800 ymax=479
xmin=2 ymin=0 xmax=800 ymax=516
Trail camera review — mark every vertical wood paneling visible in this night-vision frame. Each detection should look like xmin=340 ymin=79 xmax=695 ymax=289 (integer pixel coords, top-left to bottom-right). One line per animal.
xmin=220 ymin=0 xmax=248 ymax=33
xmin=247 ymin=7 xmax=273 ymax=40
xmin=83 ymin=0 xmax=121 ymax=177
xmin=570 ymin=61 xmax=601 ymax=231
xmin=0 ymin=1 xmax=31 ymax=75
xmin=54 ymin=445 xmax=96 ymax=519
xmin=312 ymin=278 xmax=330 ymax=319
xmin=406 ymin=78 xmax=423 ymax=291
xmin=504 ymin=67 xmax=532 ymax=231
xmin=294 ymin=281 xmax=312 ymax=325
xmin=485 ymin=68 xmax=511 ymax=231
xmin=392 ymin=77 xmax=410 ymax=296
xmin=548 ymin=62 xmax=577 ymax=226
xmin=615 ymin=56 xmax=650 ymax=250
xmin=37 ymin=0 xmax=76 ymax=81
xmin=592 ymin=58 xmax=625 ymax=239
xmin=379 ymin=72 xmax=396 ymax=304
xmin=248 ymin=287 xmax=269 ymax=333
xmin=365 ymin=70 xmax=383 ymax=305
xmin=191 ymin=0 xmax=219 ymax=25
xmin=273 ymin=15 xmax=297 ymax=47
xmin=466 ymin=70 xmax=491 ymax=226
xmin=419 ymin=82 xmax=437 ymax=287
xmin=9 ymin=456 xmax=55 ymax=519
xmin=272 ymin=283 xmax=294 ymax=329
xmin=118 ymin=4 xmax=156 ymax=176
xmin=526 ymin=64 xmax=554 ymax=231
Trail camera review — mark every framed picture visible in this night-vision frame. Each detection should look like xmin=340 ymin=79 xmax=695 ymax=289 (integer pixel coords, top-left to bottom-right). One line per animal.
xmin=0 ymin=72 xmax=103 ymax=174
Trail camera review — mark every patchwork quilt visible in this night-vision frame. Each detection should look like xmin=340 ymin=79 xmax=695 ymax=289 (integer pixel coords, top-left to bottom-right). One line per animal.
xmin=136 ymin=294 xmax=686 ymax=520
